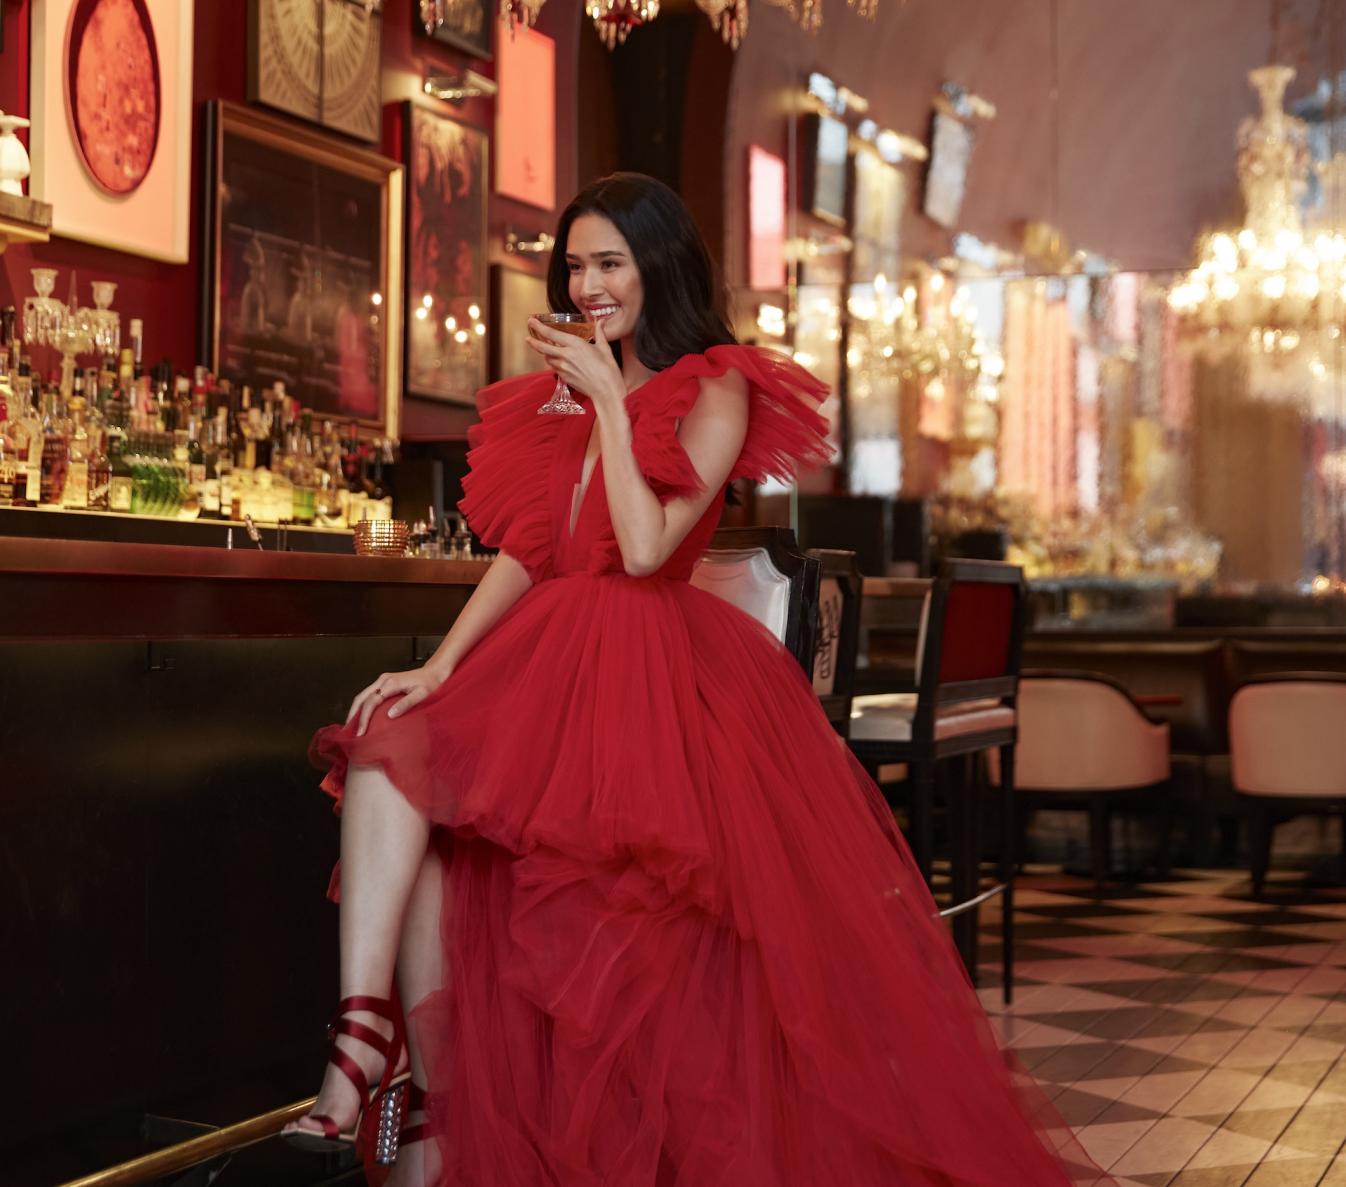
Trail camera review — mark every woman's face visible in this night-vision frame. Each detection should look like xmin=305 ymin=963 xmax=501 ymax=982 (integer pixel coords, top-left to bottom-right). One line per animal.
xmin=565 ymin=213 xmax=644 ymax=342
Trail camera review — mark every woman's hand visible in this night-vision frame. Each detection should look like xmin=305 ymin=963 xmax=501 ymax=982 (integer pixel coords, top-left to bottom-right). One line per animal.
xmin=346 ymin=665 xmax=449 ymax=736
xmin=526 ymin=316 xmax=626 ymax=406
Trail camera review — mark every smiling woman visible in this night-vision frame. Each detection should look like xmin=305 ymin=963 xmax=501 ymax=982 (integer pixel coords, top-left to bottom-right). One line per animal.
xmin=545 ymin=171 xmax=737 ymax=371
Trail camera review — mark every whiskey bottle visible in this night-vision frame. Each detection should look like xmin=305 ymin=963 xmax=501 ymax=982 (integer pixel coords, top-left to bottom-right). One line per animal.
xmin=62 ymin=396 xmax=91 ymax=510
xmin=39 ymin=386 xmax=69 ymax=506
xmin=108 ymin=431 xmax=134 ymax=513
xmin=87 ymin=426 xmax=111 ymax=512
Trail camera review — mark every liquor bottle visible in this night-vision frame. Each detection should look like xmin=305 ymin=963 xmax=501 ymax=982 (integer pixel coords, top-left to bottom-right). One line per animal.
xmin=0 ymin=306 xmax=15 ymax=399
xmin=108 ymin=431 xmax=134 ymax=513
xmin=239 ymin=387 xmax=259 ymax=471
xmin=62 ymin=396 xmax=91 ymax=510
xmin=215 ymin=407 xmax=234 ymax=521
xmin=187 ymin=416 xmax=206 ymax=486
xmin=129 ymin=318 xmax=144 ymax=380
xmin=117 ymin=347 xmax=135 ymax=401
xmin=87 ymin=425 xmax=111 ymax=512
xmin=39 ymin=386 xmax=69 ymax=506
xmin=0 ymin=433 xmax=16 ymax=506
xmin=12 ymin=361 xmax=41 ymax=505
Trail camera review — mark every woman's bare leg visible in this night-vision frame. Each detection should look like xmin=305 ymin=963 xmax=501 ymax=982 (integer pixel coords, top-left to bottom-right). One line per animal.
xmin=287 ymin=763 xmax=429 ymax=1136
xmin=384 ymin=842 xmax=448 ymax=1186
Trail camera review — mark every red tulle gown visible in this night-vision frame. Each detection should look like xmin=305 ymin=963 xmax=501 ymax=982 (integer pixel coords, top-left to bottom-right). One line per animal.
xmin=312 ymin=344 xmax=1114 ymax=1187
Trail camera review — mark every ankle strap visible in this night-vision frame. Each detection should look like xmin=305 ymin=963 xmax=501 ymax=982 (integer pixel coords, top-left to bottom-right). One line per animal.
xmin=336 ymin=994 xmax=398 ymax=1021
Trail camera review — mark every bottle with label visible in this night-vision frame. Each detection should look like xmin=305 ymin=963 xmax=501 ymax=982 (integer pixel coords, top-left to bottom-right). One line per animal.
xmin=62 ymin=396 xmax=91 ymax=510
xmin=12 ymin=362 xmax=41 ymax=505
xmin=108 ymin=432 xmax=134 ymax=512
xmin=215 ymin=407 xmax=234 ymax=521
xmin=39 ymin=386 xmax=69 ymax=506
xmin=87 ymin=426 xmax=111 ymax=511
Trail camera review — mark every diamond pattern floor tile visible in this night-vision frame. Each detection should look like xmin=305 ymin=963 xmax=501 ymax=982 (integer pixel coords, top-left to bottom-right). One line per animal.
xmin=982 ymin=867 xmax=1346 ymax=1184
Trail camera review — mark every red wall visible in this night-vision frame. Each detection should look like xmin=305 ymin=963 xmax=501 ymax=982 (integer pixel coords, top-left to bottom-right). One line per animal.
xmin=0 ymin=0 xmax=580 ymax=439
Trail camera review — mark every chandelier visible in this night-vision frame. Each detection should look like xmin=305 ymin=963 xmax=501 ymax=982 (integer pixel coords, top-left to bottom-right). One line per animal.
xmin=587 ymin=0 xmax=659 ymax=47
xmin=500 ymin=0 xmax=544 ymax=33
xmin=850 ymin=273 xmax=990 ymax=387
xmin=695 ymin=0 xmax=748 ymax=48
xmin=1168 ymin=66 xmax=1346 ymax=364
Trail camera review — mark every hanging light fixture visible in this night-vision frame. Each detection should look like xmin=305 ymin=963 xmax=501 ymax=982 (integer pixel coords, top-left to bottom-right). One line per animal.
xmin=587 ymin=0 xmax=659 ymax=48
xmin=695 ymin=0 xmax=748 ymax=48
xmin=1168 ymin=65 xmax=1346 ymax=368
xmin=500 ymin=0 xmax=545 ymax=33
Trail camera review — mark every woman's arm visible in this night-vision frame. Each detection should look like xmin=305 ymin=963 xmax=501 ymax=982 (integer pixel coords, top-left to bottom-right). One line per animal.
xmin=594 ymin=369 xmax=748 ymax=576
xmin=525 ymin=317 xmax=750 ymax=578
xmin=419 ymin=550 xmax=534 ymax=681
xmin=349 ymin=550 xmax=533 ymax=732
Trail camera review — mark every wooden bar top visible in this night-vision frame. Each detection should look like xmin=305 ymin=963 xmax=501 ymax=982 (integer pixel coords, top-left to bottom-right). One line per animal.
xmin=0 ymin=537 xmax=491 ymax=641
xmin=0 ymin=535 xmax=492 ymax=586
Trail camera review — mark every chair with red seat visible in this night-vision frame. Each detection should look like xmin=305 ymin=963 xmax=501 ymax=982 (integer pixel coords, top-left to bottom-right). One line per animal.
xmin=848 ymin=559 xmax=1025 ymax=1000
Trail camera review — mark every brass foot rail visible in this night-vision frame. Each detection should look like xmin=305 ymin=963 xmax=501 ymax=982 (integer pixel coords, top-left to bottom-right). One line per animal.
xmin=56 ymin=1096 xmax=318 ymax=1187
xmin=937 ymin=880 xmax=1007 ymax=919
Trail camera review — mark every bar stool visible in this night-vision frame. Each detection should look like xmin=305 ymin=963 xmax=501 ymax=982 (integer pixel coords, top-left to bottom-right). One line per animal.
xmin=690 ymin=526 xmax=821 ymax=675
xmin=807 ymin=548 xmax=863 ymax=738
xmin=1229 ymin=674 xmax=1346 ymax=896
xmin=848 ymin=559 xmax=1025 ymax=1000
xmin=1004 ymin=672 xmax=1172 ymax=888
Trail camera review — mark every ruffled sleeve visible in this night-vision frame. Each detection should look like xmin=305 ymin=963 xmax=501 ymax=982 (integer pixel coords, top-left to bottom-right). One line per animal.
xmin=456 ymin=371 xmax=562 ymax=583
xmin=627 ymin=343 xmax=834 ymax=501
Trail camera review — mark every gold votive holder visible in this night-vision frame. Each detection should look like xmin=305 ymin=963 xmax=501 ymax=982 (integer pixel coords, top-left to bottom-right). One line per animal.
xmin=353 ymin=519 xmax=411 ymax=557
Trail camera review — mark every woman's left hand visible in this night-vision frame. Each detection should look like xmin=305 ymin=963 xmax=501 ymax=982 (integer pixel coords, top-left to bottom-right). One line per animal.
xmin=526 ymin=317 xmax=626 ymax=406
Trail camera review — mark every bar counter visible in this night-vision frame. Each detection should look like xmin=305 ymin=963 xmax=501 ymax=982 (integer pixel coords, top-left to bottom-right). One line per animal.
xmin=2 ymin=536 xmax=491 ymax=1172
xmin=0 ymin=536 xmax=492 ymax=638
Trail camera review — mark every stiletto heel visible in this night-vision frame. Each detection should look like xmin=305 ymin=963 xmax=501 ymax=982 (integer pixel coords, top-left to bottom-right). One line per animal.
xmin=283 ymin=993 xmax=410 ymax=1154
xmin=374 ymin=1080 xmax=408 ymax=1166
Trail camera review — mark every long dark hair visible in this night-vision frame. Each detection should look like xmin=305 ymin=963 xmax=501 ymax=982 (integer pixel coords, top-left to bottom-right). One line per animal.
xmin=546 ymin=172 xmax=737 ymax=372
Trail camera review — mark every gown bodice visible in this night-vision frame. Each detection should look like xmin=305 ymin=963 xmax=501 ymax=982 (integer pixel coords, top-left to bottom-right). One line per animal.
xmin=458 ymin=344 xmax=834 ymax=584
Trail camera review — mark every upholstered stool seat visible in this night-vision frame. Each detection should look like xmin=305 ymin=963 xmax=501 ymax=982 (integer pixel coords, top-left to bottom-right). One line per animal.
xmin=851 ymin=694 xmax=1016 ymax=744
xmin=1229 ymin=675 xmax=1346 ymax=895
xmin=1001 ymin=674 xmax=1172 ymax=887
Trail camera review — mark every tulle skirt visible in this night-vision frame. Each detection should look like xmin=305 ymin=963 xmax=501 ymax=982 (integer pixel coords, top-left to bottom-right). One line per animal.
xmin=311 ymin=572 xmax=1113 ymax=1187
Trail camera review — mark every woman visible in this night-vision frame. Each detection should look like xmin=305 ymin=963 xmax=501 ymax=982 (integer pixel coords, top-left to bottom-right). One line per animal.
xmin=286 ymin=173 xmax=1113 ymax=1187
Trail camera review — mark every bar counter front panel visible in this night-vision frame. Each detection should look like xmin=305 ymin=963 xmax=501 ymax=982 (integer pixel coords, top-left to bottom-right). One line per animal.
xmin=0 ymin=538 xmax=488 ymax=1172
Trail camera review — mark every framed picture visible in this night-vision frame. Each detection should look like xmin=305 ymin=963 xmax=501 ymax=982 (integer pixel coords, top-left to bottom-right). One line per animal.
xmin=417 ymin=0 xmax=492 ymax=59
xmin=923 ymin=111 xmax=975 ymax=229
xmin=405 ymin=102 xmax=488 ymax=404
xmin=851 ymin=151 xmax=905 ymax=284
xmin=495 ymin=24 xmax=555 ymax=209
xmin=491 ymin=265 xmax=547 ymax=381
xmin=28 ymin=0 xmax=194 ymax=261
xmin=200 ymin=102 xmax=404 ymax=438
xmin=248 ymin=0 xmax=383 ymax=144
xmin=802 ymin=113 xmax=848 ymax=228
xmin=747 ymin=145 xmax=787 ymax=291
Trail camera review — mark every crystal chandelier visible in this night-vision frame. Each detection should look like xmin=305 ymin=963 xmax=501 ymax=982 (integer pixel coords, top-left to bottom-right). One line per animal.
xmin=500 ymin=0 xmax=544 ymax=32
xmin=695 ymin=0 xmax=748 ymax=48
xmin=587 ymin=0 xmax=659 ymax=48
xmin=850 ymin=273 xmax=989 ymax=387
xmin=1168 ymin=66 xmax=1346 ymax=363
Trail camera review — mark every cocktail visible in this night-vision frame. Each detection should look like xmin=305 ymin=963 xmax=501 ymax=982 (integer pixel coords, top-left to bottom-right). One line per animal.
xmin=534 ymin=313 xmax=594 ymax=415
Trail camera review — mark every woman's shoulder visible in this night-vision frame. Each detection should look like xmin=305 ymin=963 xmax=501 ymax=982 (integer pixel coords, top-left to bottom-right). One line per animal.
xmin=635 ymin=344 xmax=834 ymax=489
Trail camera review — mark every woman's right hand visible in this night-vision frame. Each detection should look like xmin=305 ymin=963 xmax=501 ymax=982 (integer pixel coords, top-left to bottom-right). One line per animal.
xmin=346 ymin=665 xmax=449 ymax=736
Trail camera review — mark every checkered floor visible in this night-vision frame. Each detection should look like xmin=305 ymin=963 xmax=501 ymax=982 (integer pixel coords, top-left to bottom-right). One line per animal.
xmin=977 ymin=869 xmax=1346 ymax=1186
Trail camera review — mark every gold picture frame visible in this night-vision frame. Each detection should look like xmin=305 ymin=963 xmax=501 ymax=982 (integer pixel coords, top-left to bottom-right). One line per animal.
xmin=200 ymin=102 xmax=404 ymax=439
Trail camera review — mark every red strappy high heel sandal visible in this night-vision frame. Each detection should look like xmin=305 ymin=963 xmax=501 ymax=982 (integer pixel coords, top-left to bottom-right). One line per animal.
xmin=284 ymin=994 xmax=411 ymax=1165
